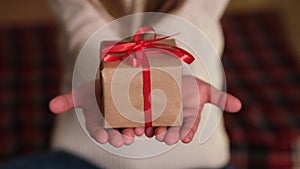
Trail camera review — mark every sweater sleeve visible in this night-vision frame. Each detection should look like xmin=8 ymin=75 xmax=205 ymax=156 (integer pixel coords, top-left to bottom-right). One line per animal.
xmin=48 ymin=0 xmax=112 ymax=57
xmin=48 ymin=0 xmax=114 ymax=92
xmin=173 ymin=0 xmax=230 ymax=55
xmin=162 ymin=0 xmax=230 ymax=87
xmin=175 ymin=0 xmax=230 ymax=21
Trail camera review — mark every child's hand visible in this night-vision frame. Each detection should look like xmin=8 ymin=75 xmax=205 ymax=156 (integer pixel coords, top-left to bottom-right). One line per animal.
xmin=149 ymin=76 xmax=242 ymax=145
xmin=49 ymin=80 xmax=145 ymax=147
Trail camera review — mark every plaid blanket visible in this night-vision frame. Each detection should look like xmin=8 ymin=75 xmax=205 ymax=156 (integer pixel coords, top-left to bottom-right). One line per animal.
xmin=0 ymin=25 xmax=60 ymax=159
xmin=222 ymin=12 xmax=300 ymax=169
xmin=0 ymin=12 xmax=299 ymax=169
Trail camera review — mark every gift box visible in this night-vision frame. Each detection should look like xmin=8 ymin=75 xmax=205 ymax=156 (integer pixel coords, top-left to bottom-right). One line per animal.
xmin=100 ymin=40 xmax=182 ymax=128
xmin=99 ymin=27 xmax=194 ymax=128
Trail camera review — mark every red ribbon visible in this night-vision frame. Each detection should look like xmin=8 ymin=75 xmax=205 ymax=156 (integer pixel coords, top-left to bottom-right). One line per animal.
xmin=101 ymin=26 xmax=195 ymax=127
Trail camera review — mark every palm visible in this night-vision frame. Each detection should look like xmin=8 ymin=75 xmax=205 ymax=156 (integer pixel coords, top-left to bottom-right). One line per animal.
xmin=152 ymin=76 xmax=241 ymax=144
xmin=50 ymin=80 xmax=142 ymax=147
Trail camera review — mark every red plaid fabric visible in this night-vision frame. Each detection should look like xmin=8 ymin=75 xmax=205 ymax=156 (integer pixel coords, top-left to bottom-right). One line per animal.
xmin=0 ymin=25 xmax=61 ymax=160
xmin=222 ymin=12 xmax=300 ymax=169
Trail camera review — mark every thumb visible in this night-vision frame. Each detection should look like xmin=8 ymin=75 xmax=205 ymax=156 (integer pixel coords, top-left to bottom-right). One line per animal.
xmin=49 ymin=91 xmax=74 ymax=114
xmin=205 ymin=84 xmax=242 ymax=113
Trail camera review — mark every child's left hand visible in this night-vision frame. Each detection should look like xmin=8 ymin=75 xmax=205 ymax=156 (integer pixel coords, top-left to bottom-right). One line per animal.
xmin=146 ymin=76 xmax=242 ymax=145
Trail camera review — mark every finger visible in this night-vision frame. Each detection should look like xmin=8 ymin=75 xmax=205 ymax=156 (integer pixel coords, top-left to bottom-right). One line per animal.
xmin=88 ymin=126 xmax=109 ymax=144
xmin=145 ymin=127 xmax=155 ymax=138
xmin=49 ymin=91 xmax=74 ymax=114
xmin=180 ymin=108 xmax=201 ymax=144
xmin=134 ymin=127 xmax=145 ymax=136
xmin=122 ymin=128 xmax=135 ymax=145
xmin=155 ymin=127 xmax=167 ymax=142
xmin=223 ymin=93 xmax=242 ymax=112
xmin=108 ymin=129 xmax=124 ymax=147
xmin=196 ymin=79 xmax=241 ymax=113
xmin=164 ymin=126 xmax=180 ymax=145
xmin=85 ymin=115 xmax=108 ymax=144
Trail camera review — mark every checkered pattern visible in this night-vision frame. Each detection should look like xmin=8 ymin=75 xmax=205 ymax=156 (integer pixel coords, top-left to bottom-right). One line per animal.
xmin=0 ymin=12 xmax=299 ymax=169
xmin=222 ymin=12 xmax=300 ymax=169
xmin=0 ymin=25 xmax=61 ymax=160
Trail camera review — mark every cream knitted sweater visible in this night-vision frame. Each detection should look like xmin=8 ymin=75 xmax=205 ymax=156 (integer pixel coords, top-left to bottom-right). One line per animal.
xmin=49 ymin=0 xmax=231 ymax=168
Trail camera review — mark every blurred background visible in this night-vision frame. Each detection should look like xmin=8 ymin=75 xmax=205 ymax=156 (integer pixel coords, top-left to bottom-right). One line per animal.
xmin=0 ymin=0 xmax=299 ymax=59
xmin=0 ymin=0 xmax=299 ymax=169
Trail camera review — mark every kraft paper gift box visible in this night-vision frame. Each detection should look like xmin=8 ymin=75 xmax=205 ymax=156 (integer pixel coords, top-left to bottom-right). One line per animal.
xmin=100 ymin=39 xmax=183 ymax=128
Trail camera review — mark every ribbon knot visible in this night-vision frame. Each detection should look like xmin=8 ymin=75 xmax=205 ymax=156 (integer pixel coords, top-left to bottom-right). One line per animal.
xmin=133 ymin=41 xmax=145 ymax=51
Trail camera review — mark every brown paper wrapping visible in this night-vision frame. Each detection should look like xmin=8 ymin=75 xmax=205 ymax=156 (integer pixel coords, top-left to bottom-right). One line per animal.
xmin=100 ymin=40 xmax=183 ymax=128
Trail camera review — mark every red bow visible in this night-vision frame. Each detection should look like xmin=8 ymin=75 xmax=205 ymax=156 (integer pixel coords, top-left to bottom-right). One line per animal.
xmin=101 ymin=26 xmax=195 ymax=66
xmin=101 ymin=26 xmax=195 ymax=127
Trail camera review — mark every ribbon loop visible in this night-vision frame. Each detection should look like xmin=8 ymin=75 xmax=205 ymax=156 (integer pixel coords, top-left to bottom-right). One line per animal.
xmin=133 ymin=26 xmax=156 ymax=43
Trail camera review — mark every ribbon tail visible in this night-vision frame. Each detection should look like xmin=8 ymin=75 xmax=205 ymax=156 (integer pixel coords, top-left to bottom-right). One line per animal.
xmin=136 ymin=51 xmax=153 ymax=128
xmin=147 ymin=45 xmax=195 ymax=64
